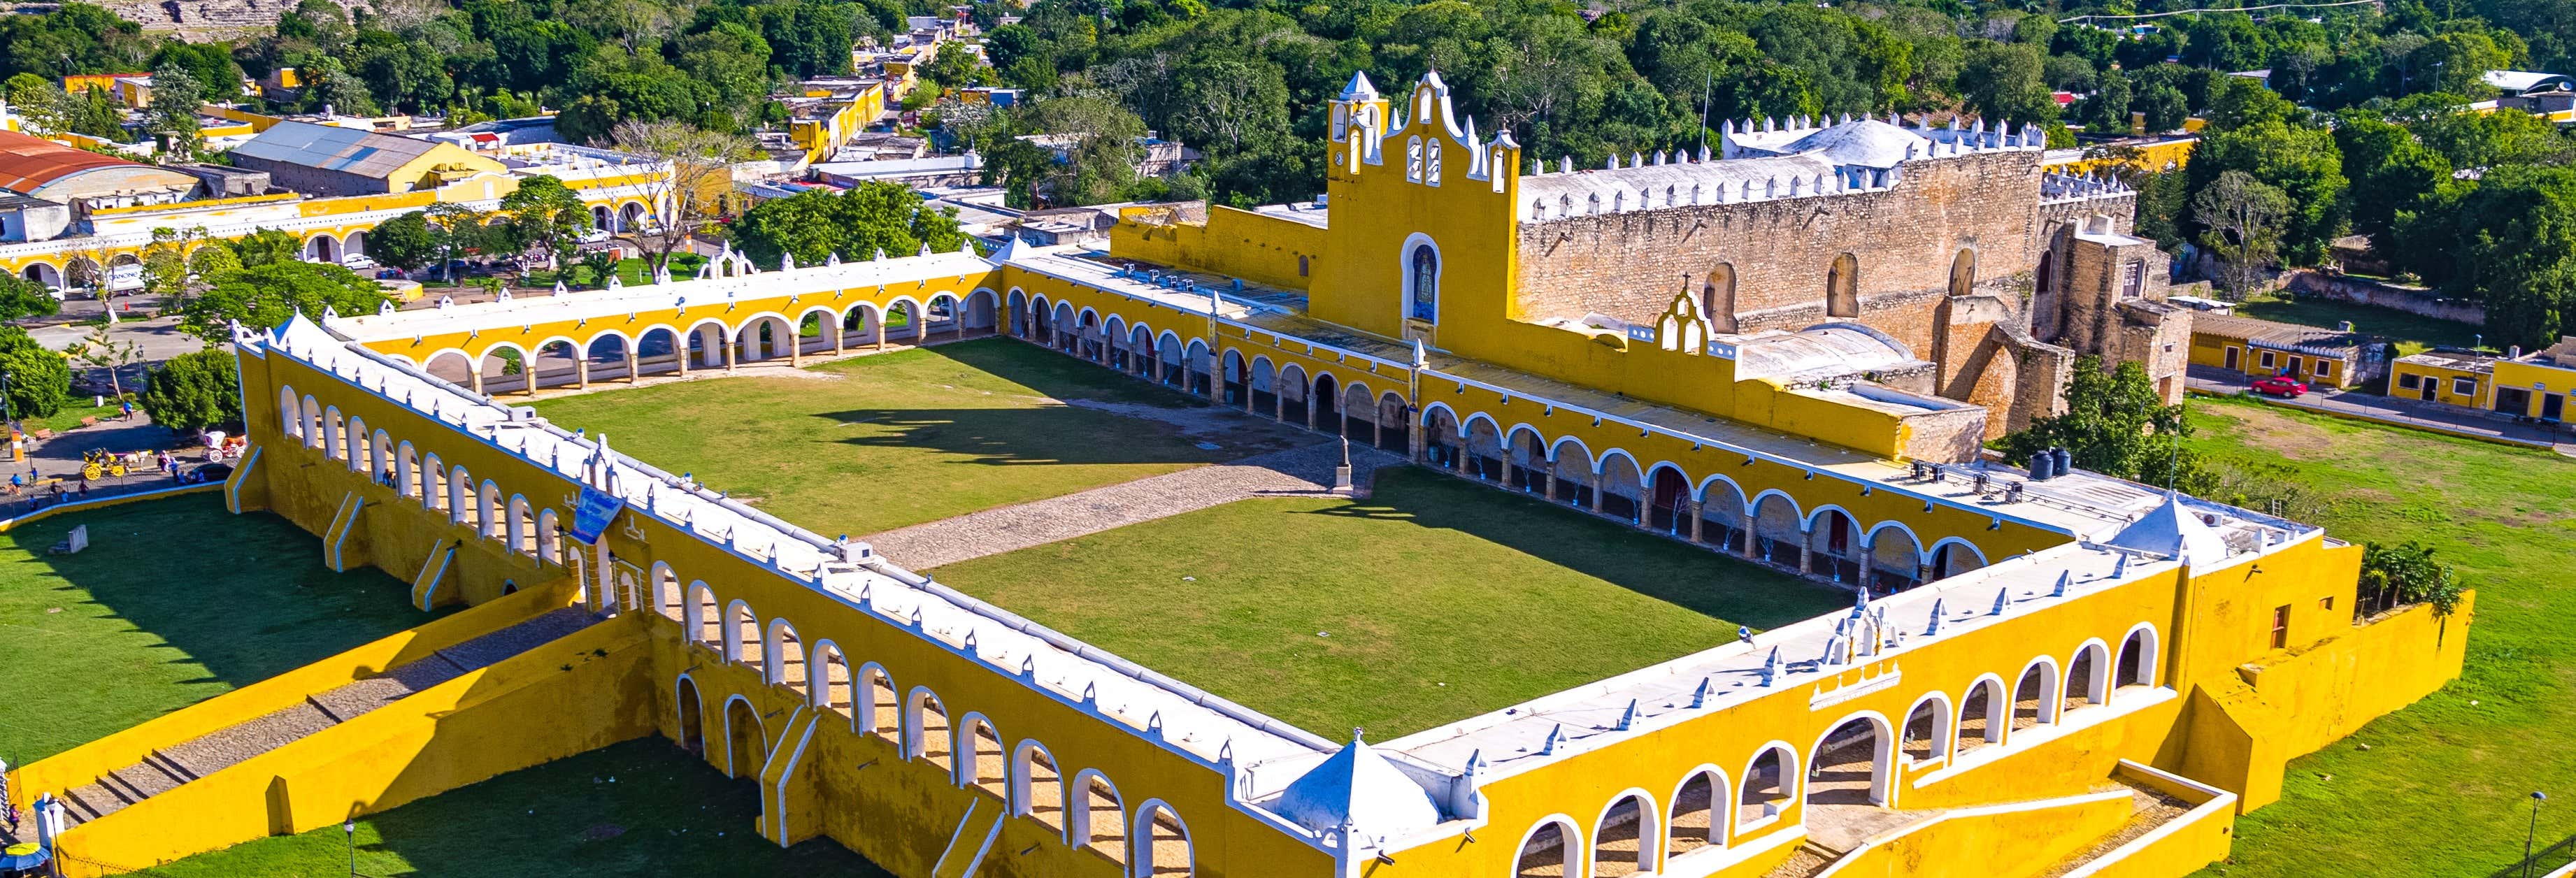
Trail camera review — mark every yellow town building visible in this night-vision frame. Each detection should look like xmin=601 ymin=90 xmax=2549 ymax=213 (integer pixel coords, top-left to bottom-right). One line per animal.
xmin=7 ymin=72 xmax=2466 ymax=878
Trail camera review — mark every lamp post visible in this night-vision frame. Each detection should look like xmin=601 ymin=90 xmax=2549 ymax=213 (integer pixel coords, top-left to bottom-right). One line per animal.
xmin=2528 ymin=791 xmax=2549 ymax=878
xmin=344 ymin=818 xmax=357 ymax=877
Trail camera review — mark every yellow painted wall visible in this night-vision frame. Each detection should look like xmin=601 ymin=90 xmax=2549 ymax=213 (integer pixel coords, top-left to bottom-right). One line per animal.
xmin=54 ymin=614 xmax=655 ymax=875
xmin=2492 ymin=359 xmax=2576 ymax=419
xmin=2390 ymin=361 xmax=2489 ymax=409
xmin=2187 ymin=333 xmax=2355 ymax=389
xmin=2237 ymin=596 xmax=2472 ymax=759
xmin=1110 ymin=206 xmax=1323 ymax=292
xmin=1815 ymin=789 xmax=2134 ymax=878
xmin=8 ymin=580 xmax=576 ymax=816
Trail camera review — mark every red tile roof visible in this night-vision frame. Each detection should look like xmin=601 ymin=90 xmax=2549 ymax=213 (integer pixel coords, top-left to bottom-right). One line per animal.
xmin=0 ymin=129 xmax=148 ymax=194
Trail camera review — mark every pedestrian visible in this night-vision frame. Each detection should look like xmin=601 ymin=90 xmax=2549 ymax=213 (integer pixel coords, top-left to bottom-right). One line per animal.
xmin=6 ymin=473 xmax=19 ymax=496
xmin=120 ymin=398 xmax=134 ymax=421
xmin=76 ymin=475 xmax=89 ymax=499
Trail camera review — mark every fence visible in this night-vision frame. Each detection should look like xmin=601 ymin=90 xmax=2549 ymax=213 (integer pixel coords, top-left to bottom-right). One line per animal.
xmin=2494 ymin=833 xmax=2576 ymax=878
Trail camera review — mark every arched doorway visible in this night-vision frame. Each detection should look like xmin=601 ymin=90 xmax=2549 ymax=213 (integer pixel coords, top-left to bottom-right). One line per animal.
xmin=1807 ymin=715 xmax=1892 ymax=807
xmin=1826 ymin=253 xmax=1859 ymax=318
xmin=1515 ymin=819 xmax=1575 ymax=878
xmin=725 ymin=698 xmax=765 ymax=778
xmin=1312 ymin=373 xmax=1339 ymax=432
xmin=675 ymin=677 xmax=706 ymax=756
xmin=1704 ymin=263 xmax=1738 ymax=332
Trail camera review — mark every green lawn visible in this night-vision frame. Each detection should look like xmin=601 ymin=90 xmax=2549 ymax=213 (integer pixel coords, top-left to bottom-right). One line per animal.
xmin=0 ymin=496 xmax=430 ymax=765
xmin=2233 ymin=293 xmax=2486 ymax=357
xmin=2182 ymin=397 xmax=2576 ymax=877
xmin=531 ymin=340 xmax=1296 ymax=538
xmin=153 ymin=738 xmax=889 ymax=877
xmin=926 ymin=467 xmax=1845 ymax=738
xmin=521 ymin=254 xmax=708 ymax=291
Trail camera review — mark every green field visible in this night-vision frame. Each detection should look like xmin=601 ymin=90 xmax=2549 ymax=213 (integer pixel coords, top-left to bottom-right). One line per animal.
xmin=0 ymin=496 xmax=429 ymax=765
xmin=532 ymin=340 xmax=1296 ymax=538
xmin=2184 ymin=397 xmax=2576 ymax=877
xmin=153 ymin=738 xmax=888 ymax=877
xmin=2233 ymin=293 xmax=2485 ymax=357
xmin=927 ymin=467 xmax=1844 ymax=737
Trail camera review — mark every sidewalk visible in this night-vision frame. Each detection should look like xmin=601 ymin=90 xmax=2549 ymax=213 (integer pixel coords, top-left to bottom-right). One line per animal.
xmin=2184 ymin=366 xmax=2576 ymax=456
xmin=0 ymin=416 xmax=203 ymax=515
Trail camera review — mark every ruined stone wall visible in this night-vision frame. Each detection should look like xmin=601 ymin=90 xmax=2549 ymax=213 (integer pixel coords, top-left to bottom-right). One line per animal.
xmin=1512 ymin=150 xmax=2046 ymax=359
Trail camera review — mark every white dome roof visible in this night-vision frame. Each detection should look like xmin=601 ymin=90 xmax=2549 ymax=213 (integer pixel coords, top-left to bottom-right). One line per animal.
xmin=1271 ymin=733 xmax=1443 ymax=837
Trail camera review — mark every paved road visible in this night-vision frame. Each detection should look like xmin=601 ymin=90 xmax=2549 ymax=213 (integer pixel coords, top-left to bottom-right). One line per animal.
xmin=2185 ymin=365 xmax=2576 ymax=456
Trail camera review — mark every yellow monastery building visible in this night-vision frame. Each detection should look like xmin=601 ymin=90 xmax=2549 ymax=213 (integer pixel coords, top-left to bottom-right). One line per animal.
xmin=6 ymin=73 xmax=2465 ymax=878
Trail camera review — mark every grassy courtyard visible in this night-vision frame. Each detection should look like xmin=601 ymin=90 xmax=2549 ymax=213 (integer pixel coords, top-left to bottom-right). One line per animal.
xmin=0 ymin=496 xmax=429 ymax=765
xmin=2182 ymin=398 xmax=2576 ymax=877
xmin=928 ymin=467 xmax=1845 ymax=738
xmin=532 ymin=340 xmax=1294 ymax=538
xmin=153 ymin=738 xmax=887 ymax=877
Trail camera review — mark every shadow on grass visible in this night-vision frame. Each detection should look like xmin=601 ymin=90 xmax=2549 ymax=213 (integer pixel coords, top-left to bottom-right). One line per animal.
xmin=156 ymin=738 xmax=890 ymax=878
xmin=1304 ymin=468 xmax=1840 ymax=631
xmin=815 ymin=407 xmax=1231 ymax=467
xmin=884 ymin=338 xmax=1211 ymax=408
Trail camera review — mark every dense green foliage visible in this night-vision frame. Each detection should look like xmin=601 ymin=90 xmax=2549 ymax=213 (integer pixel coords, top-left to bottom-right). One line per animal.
xmin=727 ymin=180 xmax=970 ymax=268
xmin=0 ymin=325 xmax=71 ymax=419
xmin=137 ymin=349 xmax=243 ymax=433
xmin=177 ymin=259 xmax=393 ymax=343
xmin=1996 ymin=356 xmax=2210 ymax=493
xmin=0 ymin=273 xmax=62 ymax=322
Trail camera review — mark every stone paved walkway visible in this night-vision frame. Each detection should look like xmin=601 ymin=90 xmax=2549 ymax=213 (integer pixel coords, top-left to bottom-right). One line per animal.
xmin=864 ymin=440 xmax=1404 ymax=570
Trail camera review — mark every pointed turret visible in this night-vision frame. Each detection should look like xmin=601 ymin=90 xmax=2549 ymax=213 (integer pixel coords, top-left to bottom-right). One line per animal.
xmin=2106 ymin=491 xmax=2228 ymax=566
xmin=1340 ymin=71 xmax=1378 ymax=101
xmin=1271 ymin=730 xmax=1443 ymax=836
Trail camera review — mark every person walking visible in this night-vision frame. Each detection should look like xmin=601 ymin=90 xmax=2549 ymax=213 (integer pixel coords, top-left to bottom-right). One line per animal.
xmin=118 ymin=398 xmax=134 ymax=422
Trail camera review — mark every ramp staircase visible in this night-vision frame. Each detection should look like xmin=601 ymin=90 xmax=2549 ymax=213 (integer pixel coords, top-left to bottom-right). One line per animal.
xmin=756 ymin=706 xmax=822 ymax=846
xmin=409 ymin=538 xmax=457 ymax=610
xmin=322 ymin=491 xmax=365 ymax=573
xmin=48 ymin=607 xmax=597 ymax=828
xmin=930 ymin=797 xmax=1007 ymax=878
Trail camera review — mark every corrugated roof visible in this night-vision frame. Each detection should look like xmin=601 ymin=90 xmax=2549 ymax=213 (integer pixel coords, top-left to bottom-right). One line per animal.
xmin=2193 ymin=313 xmax=2374 ymax=356
xmin=0 ymin=129 xmax=150 ymax=194
xmin=231 ymin=120 xmax=443 ymax=178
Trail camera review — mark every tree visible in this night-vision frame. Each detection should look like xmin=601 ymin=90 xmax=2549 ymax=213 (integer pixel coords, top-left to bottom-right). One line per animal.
xmin=187 ymin=240 xmax=241 ymax=279
xmin=137 ymin=349 xmax=242 ymax=433
xmin=498 ymin=175 xmax=589 ymax=270
xmin=178 ymin=261 xmax=392 ymax=343
xmin=2359 ymin=540 xmax=2461 ymax=617
xmin=2187 ymin=119 xmax=2349 ymax=264
xmin=2404 ymin=165 xmax=2576 ymax=347
xmin=727 ymin=181 xmax=969 ymax=268
xmin=231 ymin=228 xmax=303 ymax=268
xmin=0 ymin=326 xmax=71 ymax=420
xmin=0 ymin=273 xmax=59 ymax=323
xmin=2334 ymin=114 xmax=2451 ymax=241
xmin=5 ymin=73 xmax=68 ymax=134
xmin=138 ymin=227 xmax=208 ymax=304
xmin=1956 ymin=41 xmax=2058 ymax=124
xmin=61 ymin=322 xmax=141 ymax=398
xmin=368 ymin=210 xmax=441 ymax=273
xmin=1995 ymin=357 xmax=2202 ymax=490
xmin=606 ymin=120 xmax=756 ymax=275
xmin=144 ymin=62 xmax=208 ymax=153
xmin=2194 ymin=171 xmax=2294 ymax=296
xmin=423 ymin=201 xmax=490 ymax=285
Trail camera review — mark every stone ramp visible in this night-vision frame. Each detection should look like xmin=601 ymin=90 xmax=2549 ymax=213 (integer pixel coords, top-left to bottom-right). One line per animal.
xmin=53 ymin=607 xmax=598 ymax=826
xmin=864 ymin=440 xmax=1403 ymax=570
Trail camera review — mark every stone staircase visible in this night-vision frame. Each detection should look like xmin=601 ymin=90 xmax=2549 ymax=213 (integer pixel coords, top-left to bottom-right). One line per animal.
xmin=51 ymin=607 xmax=597 ymax=827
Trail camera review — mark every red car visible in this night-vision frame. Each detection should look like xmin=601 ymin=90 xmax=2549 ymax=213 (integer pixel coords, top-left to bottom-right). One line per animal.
xmin=2251 ymin=375 xmax=2309 ymax=398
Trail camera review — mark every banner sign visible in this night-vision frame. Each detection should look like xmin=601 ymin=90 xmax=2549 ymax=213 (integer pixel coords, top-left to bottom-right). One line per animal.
xmin=571 ymin=486 xmax=627 ymax=545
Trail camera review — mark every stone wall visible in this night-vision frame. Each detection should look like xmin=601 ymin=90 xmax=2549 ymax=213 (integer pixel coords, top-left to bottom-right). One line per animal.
xmin=2284 ymin=271 xmax=2486 ymax=326
xmin=1510 ymin=150 xmax=2046 ymax=359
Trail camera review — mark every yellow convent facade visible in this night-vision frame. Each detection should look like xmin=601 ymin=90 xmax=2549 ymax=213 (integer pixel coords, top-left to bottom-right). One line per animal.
xmin=6 ymin=72 xmax=2465 ymax=878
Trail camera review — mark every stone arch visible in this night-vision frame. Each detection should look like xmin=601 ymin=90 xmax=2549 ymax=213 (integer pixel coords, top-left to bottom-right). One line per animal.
xmin=673 ymin=675 xmax=707 ymax=756
xmin=1278 ymin=363 xmax=1309 ymax=424
xmin=1644 ymin=463 xmax=1690 ymax=533
xmin=478 ymin=480 xmax=502 ymax=540
xmin=1462 ymin=412 xmax=1505 ymax=482
xmin=1750 ymin=491 xmax=1805 ymax=566
xmin=1900 ymin=691 xmax=1954 ymax=767
xmin=304 ymin=232 xmax=340 ymax=263
xmin=766 ymin=619 xmax=807 ymax=696
xmin=394 ymin=440 xmax=417 ymax=498
xmin=1826 ymin=252 xmax=1859 ymax=318
xmin=1737 ymin=742 xmax=1798 ymax=830
xmin=419 ymin=453 xmax=444 ymax=510
xmin=721 ymin=598 xmax=759 ymax=665
xmin=887 ymin=298 xmax=924 ymax=345
xmin=1030 ymin=294 xmax=1055 ymax=345
xmin=1958 ymin=673 xmax=2009 ymax=752
xmin=925 ymin=292 xmax=963 ymax=340
xmin=1420 ymin=403 xmax=1464 ymax=471
xmin=650 ymin=563 xmax=681 ymax=621
xmin=1014 ymin=740 xmax=1068 ymax=833
xmin=2116 ymin=624 xmax=2161 ymax=689
xmin=1808 ymin=712 xmax=1895 ymax=807
xmin=1668 ymin=766 xmax=1729 ymax=858
xmin=1865 ymin=521 xmax=1926 ymax=593
xmin=1703 ymin=263 xmax=1739 ymax=333
xmin=961 ymin=289 xmax=999 ymax=333
xmin=724 ymin=695 xmax=765 ymax=778
xmin=1128 ymin=323 xmax=1156 ymax=378
xmin=861 ymin=663 xmax=899 ymax=740
xmin=479 ymin=343 xmax=532 ymax=395
xmin=619 ymin=201 xmax=648 ymax=231
xmin=1375 ymin=392 xmax=1408 ymax=453
xmin=1926 ymin=538 xmax=1988 ymax=580
xmin=1050 ymin=301 xmax=1079 ymax=352
xmin=813 ymin=641 xmax=852 ymax=723
xmin=1507 ymin=424 xmax=1549 ymax=494
xmin=1312 ymin=371 xmax=1340 ymax=429
xmin=1185 ymin=338 xmax=1213 ymax=396
xmin=1073 ymin=770 xmax=1127 ymax=865
xmin=961 ymin=714 xmax=1006 ymax=795
xmin=1220 ymin=348 xmax=1247 ymax=407
xmin=1103 ymin=315 xmax=1131 ymax=370
xmin=908 ymin=687 xmax=953 ymax=770
xmin=1008 ymin=289 xmax=1029 ymax=337
xmin=1948 ymin=247 xmax=1976 ymax=297
xmin=633 ymin=326 xmax=683 ymax=375
xmin=445 ymin=465 xmax=473 ymax=526
xmin=2066 ymin=639 xmax=2112 ymax=711
xmin=1338 ymin=380 xmax=1374 ymax=441
xmin=1696 ymin=475 xmax=1751 ymax=553
xmin=278 ymin=386 xmax=303 ymax=438
xmin=1512 ymin=816 xmax=1582 ymax=878
xmin=299 ymin=395 xmax=321 ymax=447
xmin=1248 ymin=355 xmax=1278 ymax=417
xmin=321 ymin=405 xmax=344 ymax=458
xmin=20 ymin=261 xmax=61 ymax=289
xmin=1806 ymin=505 xmax=1861 ymax=584
xmin=1134 ymin=799 xmax=1193 ymax=878
xmin=1156 ymin=332 xmax=1185 ymax=388
xmin=2012 ymin=656 xmax=2063 ymax=731
xmin=1596 ymin=450 xmax=1645 ymax=523
xmin=1549 ymin=436 xmax=1596 ymax=508
xmin=505 ymin=494 xmax=534 ymax=557
xmin=1592 ymin=789 xmax=1659 ymax=878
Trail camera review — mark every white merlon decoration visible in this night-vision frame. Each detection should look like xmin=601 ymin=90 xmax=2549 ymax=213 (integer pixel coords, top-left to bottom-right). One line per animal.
xmin=1991 ymin=586 xmax=2012 ymax=615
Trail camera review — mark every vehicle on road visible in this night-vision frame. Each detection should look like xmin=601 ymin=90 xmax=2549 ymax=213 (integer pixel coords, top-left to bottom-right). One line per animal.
xmin=2251 ymin=375 xmax=2309 ymax=398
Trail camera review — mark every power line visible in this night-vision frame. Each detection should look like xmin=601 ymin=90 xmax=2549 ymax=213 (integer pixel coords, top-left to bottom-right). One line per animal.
xmin=2058 ymin=0 xmax=2381 ymax=25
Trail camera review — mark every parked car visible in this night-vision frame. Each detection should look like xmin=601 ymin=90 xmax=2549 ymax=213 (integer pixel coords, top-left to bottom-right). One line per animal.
xmin=340 ymin=254 xmax=379 ymax=272
xmin=2251 ymin=375 xmax=2309 ymax=398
